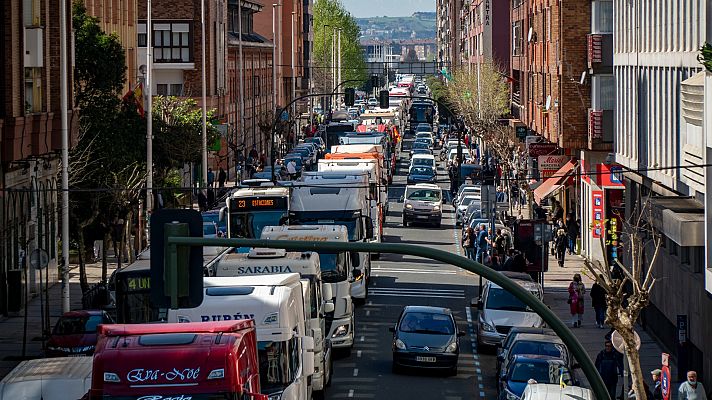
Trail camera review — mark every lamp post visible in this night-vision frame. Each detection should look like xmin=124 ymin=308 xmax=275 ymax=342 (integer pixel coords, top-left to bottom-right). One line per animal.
xmin=291 ymin=11 xmax=297 ymax=148
xmin=272 ymin=4 xmax=278 ymax=167
xmin=322 ymin=24 xmax=330 ymax=113
xmin=200 ymin=0 xmax=208 ymax=194
xmin=59 ymin=0 xmax=70 ymax=311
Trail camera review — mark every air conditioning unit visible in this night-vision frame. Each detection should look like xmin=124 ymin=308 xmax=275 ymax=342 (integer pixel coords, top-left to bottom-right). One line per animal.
xmin=24 ymin=27 xmax=44 ymax=68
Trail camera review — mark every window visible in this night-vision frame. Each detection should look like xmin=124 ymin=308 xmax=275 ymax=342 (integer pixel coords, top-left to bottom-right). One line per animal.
xmin=512 ymin=21 xmax=523 ymax=56
xmin=156 ymin=84 xmax=168 ymax=96
xmin=24 ymin=67 xmax=42 ymax=114
xmin=170 ymin=83 xmax=183 ymax=96
xmin=253 ymin=75 xmax=260 ymax=97
xmin=592 ymin=75 xmax=615 ymax=110
xmin=138 ymin=23 xmax=147 ymax=47
xmin=546 ymin=8 xmax=551 ymax=41
xmin=512 ymin=0 xmax=524 ymax=8
xmin=153 ymin=22 xmax=191 ymax=63
xmin=593 ymin=0 xmax=613 ymax=33
xmin=23 ymin=0 xmax=41 ymax=26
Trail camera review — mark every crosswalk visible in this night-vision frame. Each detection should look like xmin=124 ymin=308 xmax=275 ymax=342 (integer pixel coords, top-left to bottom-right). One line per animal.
xmin=368 ymin=286 xmax=465 ymax=299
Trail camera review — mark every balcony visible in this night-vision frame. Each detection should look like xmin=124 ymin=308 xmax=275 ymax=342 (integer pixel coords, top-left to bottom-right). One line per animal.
xmin=587 ymin=33 xmax=613 ymax=71
xmin=588 ymin=109 xmax=613 ymax=151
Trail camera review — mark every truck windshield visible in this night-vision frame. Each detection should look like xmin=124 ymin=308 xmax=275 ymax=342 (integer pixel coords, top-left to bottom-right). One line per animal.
xmin=290 ymin=212 xmax=361 ymax=241
xmin=316 ymin=252 xmax=348 ymax=283
xmin=230 ymin=211 xmax=285 ymax=239
xmin=258 ymin=338 xmax=300 ymax=395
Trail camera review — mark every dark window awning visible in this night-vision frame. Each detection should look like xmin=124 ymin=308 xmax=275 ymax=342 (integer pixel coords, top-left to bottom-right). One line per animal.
xmin=533 ymin=160 xmax=578 ymax=203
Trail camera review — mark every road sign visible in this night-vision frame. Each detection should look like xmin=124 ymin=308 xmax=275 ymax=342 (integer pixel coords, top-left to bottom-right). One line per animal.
xmin=528 ymin=142 xmax=559 ymax=157
xmin=30 ymin=248 xmax=49 ymax=269
xmin=611 ymin=330 xmax=641 ymax=353
xmin=661 ymin=364 xmax=671 ymax=400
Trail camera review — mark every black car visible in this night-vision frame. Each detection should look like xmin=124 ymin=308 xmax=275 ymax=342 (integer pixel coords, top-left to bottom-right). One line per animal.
xmin=407 ymin=166 xmax=437 ymax=184
xmin=390 ymin=305 xmax=465 ymax=375
xmin=409 ymin=141 xmax=432 ymax=158
xmin=499 ymin=355 xmax=575 ymax=400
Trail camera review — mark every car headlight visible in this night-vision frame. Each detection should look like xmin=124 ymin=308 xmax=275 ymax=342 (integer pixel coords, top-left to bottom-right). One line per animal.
xmin=445 ymin=342 xmax=457 ymax=353
xmin=405 ymin=203 xmax=413 ymax=209
xmin=395 ymin=339 xmax=406 ymax=350
xmin=332 ymin=324 xmax=349 ymax=338
xmin=480 ymin=319 xmax=496 ymax=332
xmin=432 ymin=205 xmax=441 ymax=212
xmin=505 ymin=389 xmax=520 ymax=400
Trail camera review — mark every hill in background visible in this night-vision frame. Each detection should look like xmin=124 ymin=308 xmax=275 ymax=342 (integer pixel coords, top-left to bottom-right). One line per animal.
xmin=356 ymin=12 xmax=436 ymax=41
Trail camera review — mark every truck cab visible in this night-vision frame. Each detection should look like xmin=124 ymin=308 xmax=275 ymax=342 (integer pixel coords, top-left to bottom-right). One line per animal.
xmin=168 ymin=274 xmax=316 ymax=400
xmin=91 ymin=321 xmax=264 ymax=400
xmin=260 ymin=225 xmax=355 ymax=354
xmin=213 ymin=248 xmax=334 ymax=394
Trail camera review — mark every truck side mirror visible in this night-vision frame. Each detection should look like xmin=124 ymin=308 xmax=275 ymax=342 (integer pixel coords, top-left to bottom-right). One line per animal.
xmin=364 ymin=217 xmax=374 ymax=239
xmin=352 ymin=269 xmax=363 ymax=280
xmin=322 ymin=283 xmax=334 ymax=301
xmin=324 ymin=301 xmax=335 ymax=314
xmin=302 ymin=336 xmax=315 ymax=377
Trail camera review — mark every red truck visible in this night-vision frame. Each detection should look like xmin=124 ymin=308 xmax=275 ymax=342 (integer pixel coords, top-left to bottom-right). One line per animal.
xmin=90 ymin=320 xmax=266 ymax=400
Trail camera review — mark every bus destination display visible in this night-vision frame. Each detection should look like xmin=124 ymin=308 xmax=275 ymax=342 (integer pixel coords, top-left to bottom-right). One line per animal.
xmin=231 ymin=196 xmax=287 ymax=211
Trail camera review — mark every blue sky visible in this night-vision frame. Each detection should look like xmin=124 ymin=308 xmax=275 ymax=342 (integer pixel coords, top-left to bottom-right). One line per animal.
xmin=340 ymin=0 xmax=435 ymax=18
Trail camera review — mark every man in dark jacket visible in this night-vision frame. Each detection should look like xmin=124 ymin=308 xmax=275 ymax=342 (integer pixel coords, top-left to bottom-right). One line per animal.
xmin=595 ymin=340 xmax=624 ymax=400
xmin=591 ymin=281 xmax=607 ymax=328
xmin=566 ymin=214 xmax=580 ymax=255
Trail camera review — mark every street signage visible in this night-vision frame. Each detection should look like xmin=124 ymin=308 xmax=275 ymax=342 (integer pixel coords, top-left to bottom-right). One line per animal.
xmin=611 ymin=330 xmax=641 ymax=353
xmin=528 ymin=142 xmax=559 ymax=157
xmin=516 ymin=126 xmax=528 ymax=139
xmin=661 ymin=362 xmax=671 ymax=400
xmin=537 ymin=155 xmax=569 ymax=178
xmin=30 ymin=248 xmax=49 ymax=269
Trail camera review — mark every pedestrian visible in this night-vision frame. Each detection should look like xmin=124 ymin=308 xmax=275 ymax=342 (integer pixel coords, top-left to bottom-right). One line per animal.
xmin=494 ymin=229 xmax=506 ymax=266
xmin=218 ymin=167 xmax=227 ymax=188
xmin=555 ymin=228 xmax=568 ymax=267
xmin=651 ymin=369 xmax=663 ymax=400
xmin=595 ymin=339 xmax=624 ymax=400
xmin=590 ymin=280 xmax=607 ymax=328
xmin=568 ymin=273 xmax=585 ymax=327
xmin=287 ymin=158 xmax=297 ymax=179
xmin=566 ymin=214 xmax=579 ymax=255
xmin=462 ymin=227 xmax=475 ymax=260
xmin=476 ymin=223 xmax=490 ymax=264
xmin=511 ymin=183 xmax=520 ymax=208
xmin=679 ymin=371 xmax=707 ymax=400
xmin=207 ymin=168 xmax=215 ymax=188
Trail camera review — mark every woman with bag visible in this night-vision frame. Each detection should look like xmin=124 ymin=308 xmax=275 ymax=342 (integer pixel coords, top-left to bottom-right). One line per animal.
xmin=568 ymin=273 xmax=586 ymax=327
xmin=462 ymin=227 xmax=475 ymax=260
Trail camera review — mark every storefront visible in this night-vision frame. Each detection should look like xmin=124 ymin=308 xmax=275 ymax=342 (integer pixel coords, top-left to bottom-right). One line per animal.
xmin=532 ymin=159 xmax=578 ymax=218
xmin=579 ymin=151 xmax=625 ymax=262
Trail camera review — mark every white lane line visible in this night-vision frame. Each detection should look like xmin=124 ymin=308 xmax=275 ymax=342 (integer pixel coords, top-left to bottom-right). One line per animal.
xmin=353 ymin=368 xmax=359 ymax=377
xmin=357 ymin=350 xmax=362 ymax=358
xmin=360 ymin=335 xmax=365 ymax=342
xmin=369 ymin=292 xmax=463 ymax=299
xmin=348 ymin=389 xmax=354 ymax=398
xmin=467 ymin=306 xmax=485 ymax=399
xmin=480 ymin=391 xmax=486 ymax=398
xmin=367 ymin=300 xmax=373 ymax=306
xmin=366 ymin=310 xmax=371 ymax=316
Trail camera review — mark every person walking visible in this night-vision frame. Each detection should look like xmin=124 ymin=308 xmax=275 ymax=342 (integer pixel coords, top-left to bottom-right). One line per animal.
xmin=462 ymin=227 xmax=475 ymax=260
xmin=476 ymin=224 xmax=490 ymax=264
xmin=286 ymin=158 xmax=297 ymax=180
xmin=595 ymin=340 xmax=624 ymax=400
xmin=679 ymin=371 xmax=707 ymax=400
xmin=651 ymin=369 xmax=663 ymax=400
xmin=568 ymin=273 xmax=586 ymax=327
xmin=207 ymin=168 xmax=215 ymax=188
xmin=555 ymin=228 xmax=568 ymax=268
xmin=591 ymin=281 xmax=607 ymax=328
xmin=217 ymin=167 xmax=227 ymax=188
xmin=566 ymin=214 xmax=579 ymax=255
xmin=493 ymin=229 xmax=506 ymax=267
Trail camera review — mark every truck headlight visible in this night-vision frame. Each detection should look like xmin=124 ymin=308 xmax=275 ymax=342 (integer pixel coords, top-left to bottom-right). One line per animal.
xmin=332 ymin=324 xmax=349 ymax=338
xmin=395 ymin=339 xmax=406 ymax=350
xmin=103 ymin=372 xmax=121 ymax=383
xmin=207 ymin=368 xmax=225 ymax=380
xmin=446 ymin=342 xmax=458 ymax=353
xmin=432 ymin=205 xmax=441 ymax=212
xmin=405 ymin=203 xmax=413 ymax=209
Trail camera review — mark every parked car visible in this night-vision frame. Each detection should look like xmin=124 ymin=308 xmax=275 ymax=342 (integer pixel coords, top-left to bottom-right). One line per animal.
xmin=455 ymin=195 xmax=480 ymax=226
xmin=390 ymin=305 xmax=465 ymax=375
xmin=46 ymin=310 xmax=114 ymax=357
xmin=499 ymin=355 xmax=575 ymax=400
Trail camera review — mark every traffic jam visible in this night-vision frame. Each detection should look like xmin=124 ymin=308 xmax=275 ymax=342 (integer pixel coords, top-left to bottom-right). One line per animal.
xmin=0 ymin=75 xmax=591 ymax=400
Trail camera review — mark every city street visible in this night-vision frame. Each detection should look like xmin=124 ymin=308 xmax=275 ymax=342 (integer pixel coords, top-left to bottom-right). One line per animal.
xmin=326 ymin=144 xmax=497 ymax=399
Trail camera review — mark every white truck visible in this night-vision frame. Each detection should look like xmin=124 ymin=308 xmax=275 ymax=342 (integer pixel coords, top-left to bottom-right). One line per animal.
xmin=214 ymin=247 xmax=334 ymax=394
xmin=168 ymin=274 xmax=316 ymax=400
xmin=260 ymin=225 xmax=355 ymax=354
xmin=290 ymin=172 xmax=374 ymax=303
xmin=0 ymin=357 xmax=93 ymax=400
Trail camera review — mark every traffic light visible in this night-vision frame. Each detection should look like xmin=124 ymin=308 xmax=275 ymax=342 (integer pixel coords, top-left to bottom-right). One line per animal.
xmin=379 ymin=90 xmax=389 ymax=109
xmin=345 ymin=88 xmax=355 ymax=107
xmin=371 ymin=74 xmax=380 ymax=88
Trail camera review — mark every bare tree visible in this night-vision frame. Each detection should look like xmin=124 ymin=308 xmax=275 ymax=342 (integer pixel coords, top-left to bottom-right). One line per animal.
xmin=583 ymin=199 xmax=661 ymax=400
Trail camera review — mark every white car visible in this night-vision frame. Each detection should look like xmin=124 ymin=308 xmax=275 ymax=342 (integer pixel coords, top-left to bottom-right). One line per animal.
xmin=447 ymin=148 xmax=473 ymax=163
xmin=454 ymin=185 xmax=482 ymax=206
xmin=455 ymin=195 xmax=480 ymax=226
xmin=476 ymin=277 xmax=544 ymax=348
xmin=409 ymin=154 xmax=436 ymax=171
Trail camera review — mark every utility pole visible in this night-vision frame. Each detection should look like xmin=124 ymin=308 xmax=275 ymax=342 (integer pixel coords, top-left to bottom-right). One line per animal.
xmin=59 ymin=0 xmax=70 ymax=312
xmin=331 ymin=29 xmax=336 ymax=111
xmin=272 ymin=3 xmax=278 ymax=169
xmin=146 ymin=0 xmax=153 ymax=213
xmin=238 ymin=2 xmax=245 ymax=167
xmin=337 ymin=28 xmax=342 ymax=107
xmin=200 ymin=0 xmax=208 ymax=192
xmin=291 ymin=11 xmax=297 ymax=147
xmin=322 ymin=24 xmax=330 ymax=112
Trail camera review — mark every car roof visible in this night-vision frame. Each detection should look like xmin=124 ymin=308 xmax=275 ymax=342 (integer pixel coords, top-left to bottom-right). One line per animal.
xmin=407 ymin=183 xmax=441 ymax=190
xmin=412 ymin=154 xmax=435 ymax=159
xmin=402 ymin=305 xmax=452 ymax=315
xmin=511 ymin=354 xmax=566 ymax=363
xmin=500 ymin=271 xmax=534 ymax=282
xmin=61 ymin=310 xmax=104 ymax=318
xmin=505 ymin=327 xmax=556 ymax=341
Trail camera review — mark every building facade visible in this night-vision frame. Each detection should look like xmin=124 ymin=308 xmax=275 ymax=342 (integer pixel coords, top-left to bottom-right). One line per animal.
xmin=461 ymin=0 xmax=510 ymax=72
xmin=436 ymin=0 xmax=460 ymax=72
xmin=1 ymin=0 xmax=78 ymax=315
xmin=614 ymin=0 xmax=709 ymax=384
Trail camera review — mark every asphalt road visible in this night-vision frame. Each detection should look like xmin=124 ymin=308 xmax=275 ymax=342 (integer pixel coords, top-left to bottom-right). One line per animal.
xmin=326 ymin=143 xmax=499 ymax=400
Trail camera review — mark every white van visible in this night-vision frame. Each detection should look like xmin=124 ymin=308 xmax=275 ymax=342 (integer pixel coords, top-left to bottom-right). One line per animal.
xmin=521 ymin=384 xmax=593 ymax=400
xmin=410 ymin=154 xmax=436 ymax=171
xmin=447 ymin=148 xmax=473 ymax=163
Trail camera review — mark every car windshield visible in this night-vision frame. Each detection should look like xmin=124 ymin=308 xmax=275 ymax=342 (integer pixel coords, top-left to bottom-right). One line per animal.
xmin=460 ymin=197 xmax=477 ymax=206
xmin=54 ymin=315 xmax=103 ymax=335
xmin=406 ymin=188 xmax=441 ymax=202
xmin=486 ymin=287 xmax=537 ymax=312
xmin=511 ymin=341 xmax=566 ymax=359
xmin=413 ymin=142 xmax=430 ymax=149
xmin=416 ymin=126 xmax=431 ymax=132
xmin=410 ymin=167 xmax=434 ymax=176
xmin=399 ymin=312 xmax=455 ymax=335
xmin=510 ymin=362 xmax=573 ymax=385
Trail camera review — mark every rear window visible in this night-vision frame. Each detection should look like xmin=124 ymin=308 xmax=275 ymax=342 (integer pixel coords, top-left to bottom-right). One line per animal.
xmin=511 ymin=341 xmax=566 ymax=359
xmin=54 ymin=315 xmax=104 ymax=335
xmin=510 ymin=362 xmax=572 ymax=384
xmin=139 ymin=333 xmax=197 ymax=346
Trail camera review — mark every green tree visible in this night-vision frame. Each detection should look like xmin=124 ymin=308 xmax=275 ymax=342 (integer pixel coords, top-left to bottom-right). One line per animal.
xmin=313 ymin=0 xmax=368 ymax=92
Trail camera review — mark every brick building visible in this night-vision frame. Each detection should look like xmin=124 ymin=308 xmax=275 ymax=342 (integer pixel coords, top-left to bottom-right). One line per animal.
xmin=461 ymin=0 xmax=510 ymax=71
xmin=436 ymin=0 xmax=461 ymax=71
xmin=0 ymin=0 xmax=78 ymax=315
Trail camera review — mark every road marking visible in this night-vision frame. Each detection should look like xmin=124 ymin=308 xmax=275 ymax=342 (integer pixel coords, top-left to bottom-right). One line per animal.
xmin=360 ymin=335 xmax=365 ymax=342
xmin=353 ymin=368 xmax=359 ymax=377
xmin=357 ymin=350 xmax=362 ymax=358
xmin=467 ymin=306 xmax=485 ymax=399
xmin=348 ymin=389 xmax=354 ymax=398
xmin=481 ymin=391 xmax=486 ymax=398
xmin=366 ymin=310 xmax=371 ymax=316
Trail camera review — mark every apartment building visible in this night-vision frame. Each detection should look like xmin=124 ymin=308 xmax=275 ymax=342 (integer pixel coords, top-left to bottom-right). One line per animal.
xmin=436 ymin=0 xmax=461 ymax=71
xmin=461 ymin=0 xmax=509 ymax=71
xmin=614 ymin=0 xmax=709 ymax=383
xmin=0 ymin=0 xmax=79 ymax=315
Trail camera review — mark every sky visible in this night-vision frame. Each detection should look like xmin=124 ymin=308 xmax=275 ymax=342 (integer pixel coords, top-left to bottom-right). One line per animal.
xmin=340 ymin=0 xmax=435 ymax=18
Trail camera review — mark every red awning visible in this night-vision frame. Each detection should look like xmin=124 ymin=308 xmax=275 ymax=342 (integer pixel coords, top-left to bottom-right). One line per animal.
xmin=533 ymin=160 xmax=578 ymax=203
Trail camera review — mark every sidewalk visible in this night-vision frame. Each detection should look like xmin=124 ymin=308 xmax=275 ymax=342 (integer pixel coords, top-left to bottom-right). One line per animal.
xmin=542 ymin=250 xmax=675 ymax=393
xmin=0 ymin=260 xmax=116 ymax=379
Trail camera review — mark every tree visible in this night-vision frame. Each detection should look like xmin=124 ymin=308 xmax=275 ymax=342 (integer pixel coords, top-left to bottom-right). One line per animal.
xmin=313 ymin=0 xmax=368 ymax=93
xmin=404 ymin=49 xmax=419 ymax=62
xmin=583 ymin=200 xmax=661 ymax=400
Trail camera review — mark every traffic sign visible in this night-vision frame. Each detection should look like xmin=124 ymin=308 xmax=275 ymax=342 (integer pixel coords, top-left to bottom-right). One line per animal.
xmin=661 ymin=364 xmax=671 ymax=400
xmin=30 ymin=248 xmax=49 ymax=269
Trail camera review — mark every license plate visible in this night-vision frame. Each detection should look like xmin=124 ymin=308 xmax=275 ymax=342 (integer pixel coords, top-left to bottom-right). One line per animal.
xmin=416 ymin=356 xmax=436 ymax=363
xmin=416 ymin=215 xmax=428 ymax=219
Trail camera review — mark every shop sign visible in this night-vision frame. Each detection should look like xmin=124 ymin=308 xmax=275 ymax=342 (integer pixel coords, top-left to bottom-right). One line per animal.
xmin=592 ymin=191 xmax=604 ymax=238
xmin=537 ymin=155 xmax=569 ymax=178
xmin=528 ymin=142 xmax=558 ymax=157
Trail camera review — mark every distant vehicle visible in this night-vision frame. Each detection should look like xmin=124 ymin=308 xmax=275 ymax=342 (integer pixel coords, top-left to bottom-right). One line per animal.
xmin=410 ymin=154 xmax=436 ymax=171
xmin=498 ymin=333 xmax=570 ymax=381
xmin=407 ymin=165 xmax=437 ymax=185
xmin=202 ymin=209 xmax=227 ymax=235
xmin=415 ymin=123 xmax=432 ymax=133
xmin=203 ymin=221 xmax=219 ymax=238
xmin=455 ymin=195 xmax=479 ymax=226
xmin=305 ymin=136 xmax=326 ymax=152
xmin=390 ymin=306 xmax=465 ymax=375
xmin=46 ymin=310 xmax=114 ymax=357
xmin=402 ymin=183 xmax=442 ymax=227
xmin=0 ymin=357 xmax=93 ymax=400
xmin=367 ymin=97 xmax=378 ymax=107
xmin=411 ymin=148 xmax=433 ymax=157
xmin=499 ymin=355 xmax=575 ymax=400
xmin=414 ymin=137 xmax=434 ymax=148
xmin=410 ymin=141 xmax=432 ymax=158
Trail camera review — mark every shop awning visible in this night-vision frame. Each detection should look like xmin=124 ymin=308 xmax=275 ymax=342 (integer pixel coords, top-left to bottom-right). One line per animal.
xmin=533 ymin=160 xmax=578 ymax=203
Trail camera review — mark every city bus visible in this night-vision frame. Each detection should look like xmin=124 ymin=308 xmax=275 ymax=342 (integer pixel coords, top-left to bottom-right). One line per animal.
xmin=226 ymin=186 xmax=290 ymax=239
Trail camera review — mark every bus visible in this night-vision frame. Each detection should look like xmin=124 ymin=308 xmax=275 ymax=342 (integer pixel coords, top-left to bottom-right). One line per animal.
xmin=226 ymin=186 xmax=290 ymax=239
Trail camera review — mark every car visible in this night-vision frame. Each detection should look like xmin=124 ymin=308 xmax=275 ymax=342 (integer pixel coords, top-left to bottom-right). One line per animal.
xmin=455 ymin=195 xmax=480 ymax=226
xmin=415 ymin=123 xmax=432 ymax=133
xmin=202 ymin=209 xmax=226 ymax=235
xmin=283 ymin=154 xmax=304 ymax=174
xmin=368 ymin=97 xmax=378 ymax=107
xmin=454 ymin=185 xmax=482 ymax=206
xmin=46 ymin=310 xmax=114 ymax=357
xmin=402 ymin=183 xmax=443 ymax=227
xmin=476 ymin=277 xmax=544 ymax=348
xmin=498 ymin=333 xmax=569 ymax=380
xmin=407 ymin=165 xmax=437 ymax=184
xmin=411 ymin=148 xmax=433 ymax=157
xmin=414 ymin=137 xmax=434 ymax=148
xmin=304 ymin=136 xmax=325 ymax=152
xmin=410 ymin=154 xmax=436 ymax=171
xmin=410 ymin=141 xmax=432 ymax=158
xmin=521 ymin=384 xmax=593 ymax=400
xmin=499 ymin=355 xmax=575 ymax=400
xmin=389 ymin=305 xmax=465 ymax=375
xmin=290 ymin=147 xmax=314 ymax=167
xmin=252 ymin=166 xmax=275 ymax=180
xmin=415 ymin=132 xmax=434 ymax=140
xmin=447 ymin=148 xmax=473 ymax=163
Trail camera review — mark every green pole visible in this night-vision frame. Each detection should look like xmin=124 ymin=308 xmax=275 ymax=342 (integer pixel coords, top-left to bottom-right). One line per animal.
xmin=166 ymin=237 xmax=610 ymax=400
